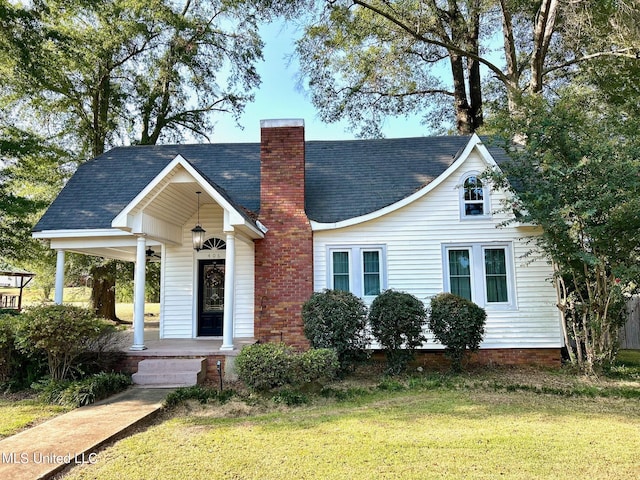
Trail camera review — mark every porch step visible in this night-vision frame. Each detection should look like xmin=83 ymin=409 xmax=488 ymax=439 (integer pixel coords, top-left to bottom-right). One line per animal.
xmin=132 ymin=358 xmax=207 ymax=387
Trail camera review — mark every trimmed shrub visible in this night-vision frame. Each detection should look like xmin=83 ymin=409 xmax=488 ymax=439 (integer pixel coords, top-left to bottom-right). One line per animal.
xmin=236 ymin=343 xmax=296 ymax=391
xmin=15 ymin=304 xmax=115 ymax=380
xmin=369 ymin=290 xmax=428 ymax=375
xmin=34 ymin=372 xmax=131 ymax=407
xmin=428 ymin=292 xmax=487 ymax=372
xmin=302 ymin=290 xmax=369 ymax=372
xmin=297 ymin=348 xmax=339 ymax=385
xmin=236 ymin=343 xmax=338 ymax=392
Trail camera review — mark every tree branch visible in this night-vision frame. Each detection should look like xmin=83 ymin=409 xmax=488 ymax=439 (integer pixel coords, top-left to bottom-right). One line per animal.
xmin=350 ymin=0 xmax=514 ymax=89
xmin=543 ymin=48 xmax=639 ymax=77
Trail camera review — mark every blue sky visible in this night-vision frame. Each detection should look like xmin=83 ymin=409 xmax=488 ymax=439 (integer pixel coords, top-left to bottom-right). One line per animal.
xmin=211 ymin=22 xmax=429 ymax=143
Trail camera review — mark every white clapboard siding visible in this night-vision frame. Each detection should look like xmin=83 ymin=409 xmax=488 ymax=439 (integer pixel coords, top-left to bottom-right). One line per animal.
xmin=313 ymin=150 xmax=562 ymax=349
xmin=234 ymin=238 xmax=255 ymax=338
xmin=161 ymin=203 xmax=254 ymax=339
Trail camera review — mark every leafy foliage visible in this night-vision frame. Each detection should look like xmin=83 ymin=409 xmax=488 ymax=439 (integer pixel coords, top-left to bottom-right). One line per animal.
xmin=164 ymin=385 xmax=236 ymax=409
xmin=0 ymin=313 xmax=16 ymax=383
xmin=34 ymin=372 xmax=131 ymax=407
xmin=0 ymin=127 xmax=69 ymax=271
xmin=0 ymin=0 xmax=263 ymax=156
xmin=0 ymin=312 xmax=47 ymax=389
xmin=369 ymin=290 xmax=427 ymax=375
xmin=302 ymin=289 xmax=369 ymax=372
xmin=236 ymin=343 xmax=338 ymax=392
xmin=428 ymin=293 xmax=486 ymax=372
xmin=293 ymin=1 xmax=640 ymax=135
xmin=487 ymin=86 xmax=640 ymax=372
xmin=15 ymin=305 xmax=115 ymax=381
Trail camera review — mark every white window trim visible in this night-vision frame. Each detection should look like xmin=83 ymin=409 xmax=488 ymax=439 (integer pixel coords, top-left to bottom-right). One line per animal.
xmin=329 ymin=249 xmax=351 ymax=292
xmin=442 ymin=242 xmax=517 ymax=310
xmin=458 ymin=171 xmax=491 ymax=220
xmin=327 ymin=245 xmax=387 ymax=299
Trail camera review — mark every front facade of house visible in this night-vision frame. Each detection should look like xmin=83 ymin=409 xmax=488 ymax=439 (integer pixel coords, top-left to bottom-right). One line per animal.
xmin=33 ymin=120 xmax=562 ymax=365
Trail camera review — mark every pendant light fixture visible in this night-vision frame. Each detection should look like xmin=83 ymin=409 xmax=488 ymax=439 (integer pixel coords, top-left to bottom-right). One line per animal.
xmin=191 ymin=191 xmax=206 ymax=251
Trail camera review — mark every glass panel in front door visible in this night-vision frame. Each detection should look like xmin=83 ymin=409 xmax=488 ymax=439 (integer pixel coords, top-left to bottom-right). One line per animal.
xmin=202 ymin=263 xmax=224 ymax=312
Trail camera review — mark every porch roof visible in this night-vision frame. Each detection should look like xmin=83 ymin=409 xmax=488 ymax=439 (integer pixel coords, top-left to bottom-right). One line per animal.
xmin=34 ymin=143 xmax=261 ymax=233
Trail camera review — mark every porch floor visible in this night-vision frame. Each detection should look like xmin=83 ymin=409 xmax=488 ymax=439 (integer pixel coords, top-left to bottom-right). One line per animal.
xmin=118 ymin=326 xmax=256 ymax=356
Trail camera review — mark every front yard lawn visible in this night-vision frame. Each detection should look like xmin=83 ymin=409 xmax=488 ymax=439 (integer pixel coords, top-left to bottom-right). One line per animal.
xmin=0 ymin=396 xmax=70 ymax=438
xmin=63 ymin=369 xmax=640 ymax=480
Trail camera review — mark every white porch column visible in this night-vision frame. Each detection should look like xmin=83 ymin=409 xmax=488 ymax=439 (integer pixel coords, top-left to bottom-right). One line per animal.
xmin=221 ymin=232 xmax=236 ymax=350
xmin=130 ymin=236 xmax=147 ymax=351
xmin=54 ymin=249 xmax=65 ymax=304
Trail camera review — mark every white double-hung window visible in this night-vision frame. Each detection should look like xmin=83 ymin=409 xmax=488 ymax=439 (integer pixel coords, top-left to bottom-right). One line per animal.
xmin=443 ymin=243 xmax=516 ymax=309
xmin=328 ymin=246 xmax=386 ymax=299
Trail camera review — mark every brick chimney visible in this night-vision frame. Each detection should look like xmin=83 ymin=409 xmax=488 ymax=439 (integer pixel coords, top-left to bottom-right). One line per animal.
xmin=254 ymin=119 xmax=312 ymax=348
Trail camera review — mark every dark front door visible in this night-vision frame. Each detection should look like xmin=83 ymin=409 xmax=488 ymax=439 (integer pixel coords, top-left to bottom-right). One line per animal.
xmin=198 ymin=259 xmax=225 ymax=336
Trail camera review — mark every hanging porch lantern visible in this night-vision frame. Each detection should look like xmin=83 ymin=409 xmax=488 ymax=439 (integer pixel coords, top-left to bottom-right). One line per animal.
xmin=191 ymin=191 xmax=206 ymax=251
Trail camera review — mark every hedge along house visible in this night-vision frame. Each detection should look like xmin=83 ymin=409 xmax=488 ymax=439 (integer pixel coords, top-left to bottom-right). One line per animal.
xmin=33 ymin=119 xmax=563 ymax=382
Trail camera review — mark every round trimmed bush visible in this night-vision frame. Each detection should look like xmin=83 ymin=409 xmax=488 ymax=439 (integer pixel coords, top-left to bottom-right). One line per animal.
xmin=235 ymin=343 xmax=339 ymax=392
xmin=369 ymin=290 xmax=427 ymax=374
xmin=428 ymin=293 xmax=486 ymax=372
xmin=236 ymin=343 xmax=296 ymax=391
xmin=302 ymin=290 xmax=369 ymax=372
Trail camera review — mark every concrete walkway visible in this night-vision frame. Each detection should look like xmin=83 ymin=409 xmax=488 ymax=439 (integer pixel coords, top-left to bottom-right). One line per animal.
xmin=0 ymin=387 xmax=171 ymax=480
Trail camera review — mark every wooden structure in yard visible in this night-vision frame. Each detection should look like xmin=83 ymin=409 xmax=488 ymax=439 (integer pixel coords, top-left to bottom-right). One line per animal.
xmin=0 ymin=266 xmax=35 ymax=311
xmin=620 ymin=296 xmax=640 ymax=350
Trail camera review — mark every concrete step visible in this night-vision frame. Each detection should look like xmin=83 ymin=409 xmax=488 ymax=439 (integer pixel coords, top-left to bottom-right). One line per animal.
xmin=132 ymin=358 xmax=207 ymax=388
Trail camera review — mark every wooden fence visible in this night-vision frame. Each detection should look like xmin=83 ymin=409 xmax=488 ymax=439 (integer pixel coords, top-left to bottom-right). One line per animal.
xmin=620 ymin=296 xmax=640 ymax=350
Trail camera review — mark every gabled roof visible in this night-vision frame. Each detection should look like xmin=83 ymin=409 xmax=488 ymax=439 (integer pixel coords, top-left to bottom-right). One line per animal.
xmin=34 ymin=135 xmax=508 ymax=232
xmin=34 ymin=143 xmax=260 ymax=232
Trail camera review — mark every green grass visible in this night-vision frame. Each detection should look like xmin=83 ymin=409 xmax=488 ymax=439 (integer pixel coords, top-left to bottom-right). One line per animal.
xmin=0 ymin=398 xmax=70 ymax=438
xmin=63 ymin=377 xmax=640 ymax=479
xmin=1 ymin=285 xmax=160 ymax=323
xmin=617 ymin=349 xmax=640 ymax=366
xmin=115 ymin=303 xmax=161 ymax=323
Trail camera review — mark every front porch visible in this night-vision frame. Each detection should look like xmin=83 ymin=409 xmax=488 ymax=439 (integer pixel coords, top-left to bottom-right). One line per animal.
xmin=116 ymin=326 xmax=256 ymax=383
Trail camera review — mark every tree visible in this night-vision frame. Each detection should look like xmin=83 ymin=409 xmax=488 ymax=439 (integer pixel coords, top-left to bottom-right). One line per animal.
xmin=1 ymin=0 xmax=262 ymax=156
xmin=0 ymin=127 xmax=68 ymax=297
xmin=0 ymin=0 xmax=264 ymax=319
xmin=291 ymin=0 xmax=640 ymax=135
xmin=486 ymin=85 xmax=640 ymax=373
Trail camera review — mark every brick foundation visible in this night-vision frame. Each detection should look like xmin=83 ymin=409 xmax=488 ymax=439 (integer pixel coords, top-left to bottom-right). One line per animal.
xmin=254 ymin=120 xmax=313 ymax=349
xmin=373 ymin=348 xmax=562 ymax=369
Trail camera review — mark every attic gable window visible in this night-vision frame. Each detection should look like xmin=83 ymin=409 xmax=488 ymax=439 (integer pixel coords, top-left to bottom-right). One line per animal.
xmin=460 ymin=173 xmax=490 ymax=218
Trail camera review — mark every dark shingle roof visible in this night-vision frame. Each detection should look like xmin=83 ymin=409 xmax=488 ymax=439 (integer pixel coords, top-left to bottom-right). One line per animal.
xmin=34 ymin=143 xmax=260 ymax=232
xmin=34 ymin=135 xmax=503 ymax=231
xmin=305 ymin=136 xmax=470 ymax=223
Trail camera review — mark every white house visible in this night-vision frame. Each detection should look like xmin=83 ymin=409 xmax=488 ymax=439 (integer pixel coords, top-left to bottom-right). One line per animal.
xmin=33 ymin=120 xmax=563 ymax=376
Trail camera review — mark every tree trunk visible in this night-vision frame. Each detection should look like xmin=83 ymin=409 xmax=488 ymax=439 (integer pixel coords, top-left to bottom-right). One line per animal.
xmin=450 ymin=53 xmax=474 ymax=134
xmin=530 ymin=0 xmax=558 ymax=93
xmin=466 ymin=0 xmax=483 ymax=132
xmin=90 ymin=262 xmax=119 ymax=322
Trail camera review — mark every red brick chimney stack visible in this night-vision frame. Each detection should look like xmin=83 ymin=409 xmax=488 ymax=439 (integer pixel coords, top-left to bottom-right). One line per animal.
xmin=254 ymin=119 xmax=312 ymax=348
